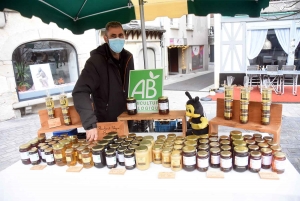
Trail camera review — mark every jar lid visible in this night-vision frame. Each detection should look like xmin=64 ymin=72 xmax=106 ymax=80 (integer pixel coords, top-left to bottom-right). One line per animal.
xmin=174 ymin=140 xmax=183 ymax=145
xmin=72 ymin=143 xmax=80 ymax=148
xmin=155 ymin=139 xmax=165 ymax=144
xmin=184 ymin=140 xmax=197 ymax=147
xmin=230 ymin=130 xmax=242 ymax=136
xmin=103 ymin=135 xmax=114 ymax=141
xmin=125 ymin=137 xmax=134 ymax=142
xmin=127 ymin=97 xmax=136 ymax=101
xmin=245 ymin=139 xmax=255 ymax=145
xmin=131 ymin=140 xmax=140 ymax=146
xmin=186 ymin=135 xmax=198 ymax=141
xmin=135 ymin=136 xmax=143 ymax=141
xmin=234 ymin=146 xmax=248 ymax=153
xmin=144 ymin=135 xmax=154 ymax=141
xmin=219 ymin=135 xmax=229 ymax=140
xmin=29 ymin=138 xmax=39 ymax=144
xmin=197 ymin=150 xmax=208 ymax=157
xmin=121 ymin=142 xmax=130 ymax=147
xmin=220 ymin=145 xmax=231 ymax=151
xmin=110 ymin=144 xmax=119 ymax=149
xmin=65 ymin=148 xmax=74 ymax=154
xmin=173 ymin=145 xmax=183 ymax=150
xmin=176 ymin=136 xmax=185 ymax=141
xmin=248 ymin=145 xmax=259 ymax=151
xmin=231 ymin=135 xmax=244 ymax=141
xmin=267 ymin=141 xmax=278 ymax=146
xmin=45 ymin=147 xmax=53 ymax=152
xmin=183 ymin=145 xmax=196 ymax=153
xmin=209 ymin=133 xmax=218 ymax=138
xmin=41 ymin=145 xmax=49 ymax=150
xmin=162 ymin=147 xmax=172 ymax=153
xmin=220 ymin=151 xmax=231 ymax=157
xmin=208 ymin=137 xmax=218 ymax=142
xmin=242 ymin=134 xmax=252 ymax=140
xmin=274 ymin=151 xmax=286 ymax=158
xmin=198 ymin=134 xmax=209 ymax=139
xmin=198 ymin=144 xmax=209 ymax=150
xmin=77 ymin=145 xmax=87 ymax=151
xmin=258 ymin=142 xmax=269 ymax=148
xmin=92 ymin=145 xmax=104 ymax=151
xmin=166 ymin=137 xmax=176 ymax=142
xmin=81 ymin=141 xmax=90 ymax=146
xmin=220 ymin=140 xmax=230 ymax=145
xmin=128 ymin=144 xmax=138 ymax=151
xmin=167 ymin=133 xmax=176 ymax=138
xmin=115 ymin=139 xmax=123 ymax=144
xmin=135 ymin=145 xmax=148 ymax=152
xmin=52 ymin=143 xmax=64 ymax=150
xmin=250 ymin=151 xmax=261 ymax=157
xmin=233 ymin=140 xmax=246 ymax=147
xmin=158 ymin=96 xmax=168 ymax=100
xmin=106 ymin=148 xmax=116 ymax=155
xmin=140 ymin=140 xmax=151 ymax=146
xmin=153 ymin=144 xmax=163 ymax=150
xmin=38 ymin=135 xmax=46 ymax=140
xmin=29 ymin=147 xmax=38 ymax=153
xmin=124 ymin=150 xmax=134 ymax=156
xmin=209 ymin=142 xmax=220 ymax=147
xmin=118 ymin=135 xmax=127 ymax=140
xmin=261 ymin=148 xmax=272 ymax=154
xmin=157 ymin=135 xmax=166 ymax=140
xmin=128 ymin=133 xmax=136 ymax=138
xmin=263 ymin=136 xmax=273 ymax=142
xmin=210 ymin=147 xmax=221 ymax=153
xmin=38 ymin=143 xmax=47 ymax=148
xmin=271 ymin=145 xmax=282 ymax=151
xmin=82 ymin=149 xmax=90 ymax=155
xmin=253 ymin=133 xmax=262 ymax=138
xmin=117 ymin=146 xmax=127 ymax=152
xmin=171 ymin=150 xmax=181 ymax=156
xmin=199 ymin=139 xmax=209 ymax=144
xmin=97 ymin=140 xmax=109 ymax=146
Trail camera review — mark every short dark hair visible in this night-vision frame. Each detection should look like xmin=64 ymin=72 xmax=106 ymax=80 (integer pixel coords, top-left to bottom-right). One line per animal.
xmin=105 ymin=21 xmax=123 ymax=35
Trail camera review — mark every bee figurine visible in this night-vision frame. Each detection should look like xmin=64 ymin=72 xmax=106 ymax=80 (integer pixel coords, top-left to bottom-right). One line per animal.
xmin=185 ymin=91 xmax=209 ymax=135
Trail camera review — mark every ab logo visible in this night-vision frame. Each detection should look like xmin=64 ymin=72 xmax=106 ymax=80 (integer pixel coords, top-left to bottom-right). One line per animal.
xmin=128 ymin=69 xmax=164 ymax=113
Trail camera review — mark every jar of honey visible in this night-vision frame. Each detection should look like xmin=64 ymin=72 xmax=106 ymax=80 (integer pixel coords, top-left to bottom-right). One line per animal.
xmin=29 ymin=138 xmax=39 ymax=148
xmin=92 ymin=145 xmax=106 ymax=168
xmin=248 ymin=145 xmax=259 ymax=152
xmin=199 ymin=139 xmax=209 ymax=146
xmin=105 ymin=148 xmax=117 ymax=169
xmin=261 ymin=148 xmax=272 ymax=169
xmin=65 ymin=148 xmax=77 ymax=166
xmin=124 ymin=150 xmax=136 ymax=170
xmin=140 ymin=140 xmax=152 ymax=162
xmin=157 ymin=135 xmax=166 ymax=140
xmin=162 ymin=147 xmax=172 ymax=168
xmin=209 ymin=142 xmax=220 ymax=148
xmin=272 ymin=152 xmax=286 ymax=174
xmin=52 ymin=143 xmax=66 ymax=166
xmin=152 ymin=144 xmax=163 ymax=164
xmin=103 ymin=135 xmax=114 ymax=145
xmin=77 ymin=145 xmax=87 ymax=164
xmin=270 ymin=145 xmax=282 ymax=153
xmin=117 ymin=146 xmax=127 ymax=166
xmin=233 ymin=146 xmax=249 ymax=172
xmin=171 ymin=150 xmax=182 ymax=172
xmin=44 ymin=147 xmax=55 ymax=165
xmin=243 ymin=134 xmax=253 ymax=141
xmin=135 ymin=136 xmax=143 ymax=141
xmin=220 ymin=145 xmax=231 ymax=152
xmin=19 ymin=143 xmax=31 ymax=165
xmin=97 ymin=140 xmax=109 ymax=151
xmin=126 ymin=97 xmax=137 ymax=115
xmin=220 ymin=151 xmax=232 ymax=172
xmin=82 ymin=149 xmax=93 ymax=168
xmin=249 ymin=151 xmax=261 ymax=173
xmin=135 ymin=146 xmax=150 ymax=170
xmin=40 ymin=145 xmax=49 ymax=162
xmin=258 ymin=142 xmax=269 ymax=150
xmin=220 ymin=140 xmax=230 ymax=146
xmin=263 ymin=136 xmax=273 ymax=143
xmin=182 ymin=146 xmax=196 ymax=171
xmin=252 ymin=133 xmax=262 ymax=139
xmin=209 ymin=147 xmax=221 ymax=168
xmin=29 ymin=147 xmax=41 ymax=165
xmin=158 ymin=96 xmax=169 ymax=115
xmin=197 ymin=151 xmax=209 ymax=172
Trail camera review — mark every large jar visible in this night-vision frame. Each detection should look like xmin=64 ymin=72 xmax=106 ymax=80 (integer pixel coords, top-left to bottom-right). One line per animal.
xmin=105 ymin=148 xmax=117 ymax=169
xmin=197 ymin=151 xmax=209 ymax=172
xmin=162 ymin=147 xmax=172 ymax=168
xmin=126 ymin=97 xmax=137 ymax=115
xmin=19 ymin=143 xmax=31 ymax=165
xmin=233 ymin=146 xmax=249 ymax=172
xmin=44 ymin=147 xmax=55 ymax=165
xmin=272 ymin=152 xmax=286 ymax=174
xmin=261 ymin=148 xmax=272 ymax=169
xmin=29 ymin=147 xmax=41 ymax=165
xmin=117 ymin=146 xmax=127 ymax=166
xmin=171 ymin=150 xmax=182 ymax=172
xmin=220 ymin=151 xmax=232 ymax=172
xmin=52 ymin=143 xmax=66 ymax=166
xmin=158 ymin=96 xmax=169 ymax=115
xmin=82 ymin=149 xmax=93 ymax=169
xmin=65 ymin=148 xmax=77 ymax=166
xmin=209 ymin=147 xmax=221 ymax=168
xmin=182 ymin=146 xmax=196 ymax=172
xmin=135 ymin=146 xmax=150 ymax=170
xmin=249 ymin=151 xmax=261 ymax=173
xmin=152 ymin=144 xmax=163 ymax=164
xmin=140 ymin=140 xmax=152 ymax=162
xmin=92 ymin=145 xmax=106 ymax=168
xmin=124 ymin=150 xmax=136 ymax=170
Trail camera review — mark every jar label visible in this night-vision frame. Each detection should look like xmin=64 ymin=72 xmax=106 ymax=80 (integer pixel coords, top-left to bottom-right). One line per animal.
xmin=154 ymin=153 xmax=161 ymax=161
xmin=125 ymin=157 xmax=135 ymax=166
xmin=211 ymin=155 xmax=220 ymax=164
xmin=274 ymin=160 xmax=285 ymax=170
xmin=159 ymin=102 xmax=169 ymax=110
xmin=137 ymin=157 xmax=146 ymax=165
xmin=62 ymin=107 xmax=69 ymax=114
xmin=41 ymin=151 xmax=46 ymax=160
xmin=235 ymin=156 xmax=248 ymax=166
xmin=66 ymin=156 xmax=72 ymax=162
xmin=197 ymin=158 xmax=209 ymax=168
xmin=118 ymin=154 xmax=125 ymax=162
xmin=250 ymin=159 xmax=262 ymax=169
xmin=163 ymin=156 xmax=171 ymax=164
xmin=171 ymin=159 xmax=181 ymax=168
xmin=106 ymin=156 xmax=116 ymax=165
xmin=262 ymin=155 xmax=272 ymax=165
xmin=183 ymin=156 xmax=196 ymax=165
xmin=82 ymin=157 xmax=91 ymax=163
xmin=46 ymin=154 xmax=54 ymax=162
xmin=127 ymin=103 xmax=136 ymax=110
xmin=29 ymin=153 xmax=39 ymax=162
xmin=20 ymin=152 xmax=29 ymax=160
xmin=54 ymin=154 xmax=63 ymax=159
xmin=220 ymin=158 xmax=232 ymax=168
xmin=92 ymin=154 xmax=101 ymax=163
xmin=78 ymin=154 xmax=82 ymax=159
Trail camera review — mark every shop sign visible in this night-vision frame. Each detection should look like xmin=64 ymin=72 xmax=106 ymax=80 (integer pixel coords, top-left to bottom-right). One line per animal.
xmin=128 ymin=69 xmax=163 ymax=113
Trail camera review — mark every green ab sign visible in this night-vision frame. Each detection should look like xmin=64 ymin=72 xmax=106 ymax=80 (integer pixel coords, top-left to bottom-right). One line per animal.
xmin=128 ymin=69 xmax=163 ymax=113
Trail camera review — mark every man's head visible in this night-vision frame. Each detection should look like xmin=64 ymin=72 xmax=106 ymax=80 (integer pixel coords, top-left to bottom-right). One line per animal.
xmin=103 ymin=21 xmax=125 ymax=54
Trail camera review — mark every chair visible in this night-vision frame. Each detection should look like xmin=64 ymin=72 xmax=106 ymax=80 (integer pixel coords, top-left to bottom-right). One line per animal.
xmin=266 ymin=65 xmax=280 ymax=94
xmin=281 ymin=65 xmax=296 ymax=95
xmin=247 ymin=65 xmax=261 ymax=90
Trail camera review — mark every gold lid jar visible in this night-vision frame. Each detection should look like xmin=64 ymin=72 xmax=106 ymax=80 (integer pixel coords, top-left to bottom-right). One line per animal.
xmin=199 ymin=139 xmax=209 ymax=145
xmin=220 ymin=150 xmax=232 ymax=172
xmin=103 ymin=135 xmax=114 ymax=143
xmin=52 ymin=143 xmax=66 ymax=166
xmin=126 ymin=97 xmax=137 ymax=115
xmin=131 ymin=140 xmax=140 ymax=146
xmin=233 ymin=146 xmax=249 ymax=172
xmin=29 ymin=147 xmax=41 ymax=165
xmin=209 ymin=147 xmax=221 ymax=168
xmin=186 ymin=135 xmax=198 ymax=141
xmin=253 ymin=133 xmax=262 ymax=139
xmin=272 ymin=152 xmax=286 ymax=174
xmin=128 ymin=144 xmax=138 ymax=151
xmin=232 ymin=140 xmax=246 ymax=147
xmin=176 ymin=136 xmax=185 ymax=141
xmin=124 ymin=149 xmax=136 ymax=170
xmin=158 ymin=96 xmax=169 ymax=115
xmin=134 ymin=136 xmax=143 ymax=141
xmin=97 ymin=140 xmax=109 ymax=149
xmin=65 ymin=148 xmax=77 ymax=166
xmin=197 ymin=150 xmax=209 ymax=172
xmin=260 ymin=148 xmax=272 ymax=169
xmin=220 ymin=145 xmax=231 ymax=151
xmin=255 ymin=138 xmax=265 ymax=144
xmin=209 ymin=133 xmax=218 ymax=138
xmin=174 ymin=140 xmax=184 ymax=145
xmin=135 ymin=145 xmax=150 ymax=170
xmin=128 ymin=133 xmax=136 ymax=139
xmin=162 ymin=147 xmax=172 ymax=168
xmin=171 ymin=150 xmax=182 ymax=171
xmin=155 ymin=139 xmax=165 ymax=145
xmin=230 ymin=130 xmax=242 ymax=137
xmin=258 ymin=142 xmax=269 ymax=149
xmin=220 ymin=140 xmax=230 ymax=146
xmin=248 ymin=145 xmax=260 ymax=152
xmin=243 ymin=134 xmax=253 ymax=141
xmin=157 ymin=135 xmax=166 ymax=140
xmin=245 ymin=139 xmax=256 ymax=146
xmin=209 ymin=141 xmax=220 ymax=148
xmin=182 ymin=146 xmax=196 ymax=172
xmin=118 ymin=135 xmax=127 ymax=141
xmin=29 ymin=138 xmax=39 ymax=148
xmin=249 ymin=151 xmax=262 ymax=173
xmin=110 ymin=143 xmax=119 ymax=150
xmin=125 ymin=137 xmax=134 ymax=143
xmin=198 ymin=134 xmax=209 ymax=139
xmin=19 ymin=143 xmax=31 ymax=165
xmin=105 ymin=148 xmax=117 ymax=169
xmin=231 ymin=135 xmax=244 ymax=141
xmin=167 ymin=133 xmax=177 ymax=138
xmin=208 ymin=137 xmax=218 ymax=142
xmin=219 ymin=135 xmax=229 ymax=141
xmin=152 ymin=144 xmax=163 ymax=164
xmin=263 ymin=136 xmax=273 ymax=142
xmin=173 ymin=145 xmax=183 ymax=151
xmin=184 ymin=140 xmax=197 ymax=147
xmin=267 ymin=141 xmax=278 ymax=147
xmin=271 ymin=145 xmax=282 ymax=153
xmin=198 ymin=144 xmax=209 ymax=152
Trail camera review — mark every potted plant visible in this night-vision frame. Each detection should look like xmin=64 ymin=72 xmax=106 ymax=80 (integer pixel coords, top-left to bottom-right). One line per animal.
xmin=14 ymin=62 xmax=31 ymax=91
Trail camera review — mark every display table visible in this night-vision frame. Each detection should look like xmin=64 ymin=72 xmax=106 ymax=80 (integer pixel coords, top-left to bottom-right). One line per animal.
xmin=0 ymin=158 xmax=299 ymax=201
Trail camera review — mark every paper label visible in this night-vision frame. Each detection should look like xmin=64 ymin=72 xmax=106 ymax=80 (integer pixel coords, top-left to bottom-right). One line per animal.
xmin=262 ymin=155 xmax=272 ymax=165
xmin=158 ymin=172 xmax=175 ymax=179
xmin=92 ymin=154 xmax=101 ymax=163
xmin=48 ymin=118 xmax=62 ymax=128
xmin=183 ymin=156 xmax=196 ymax=165
xmin=197 ymin=158 xmax=209 ymax=168
xmin=220 ymin=158 xmax=232 ymax=168
xmin=235 ymin=156 xmax=248 ymax=166
xmin=137 ymin=157 xmax=146 ymax=165
xmin=41 ymin=152 xmax=46 ymax=160
xmin=206 ymin=171 xmax=224 ymax=178
xmin=29 ymin=153 xmax=39 ymax=162
xmin=20 ymin=152 xmax=29 ymax=160
xmin=127 ymin=103 xmax=136 ymax=110
xmin=274 ymin=160 xmax=286 ymax=170
xmin=109 ymin=168 xmax=126 ymax=175
xmin=106 ymin=156 xmax=116 ymax=166
xmin=66 ymin=166 xmax=83 ymax=172
xmin=54 ymin=154 xmax=62 ymax=159
xmin=259 ymin=172 xmax=279 ymax=180
xmin=82 ymin=157 xmax=91 ymax=163
xmin=159 ymin=102 xmax=169 ymax=110
xmin=30 ymin=165 xmax=47 ymax=170
xmin=118 ymin=154 xmax=125 ymax=163
xmin=46 ymin=154 xmax=54 ymax=162
xmin=124 ymin=157 xmax=135 ymax=166
xmin=211 ymin=155 xmax=220 ymax=164
xmin=66 ymin=157 xmax=72 ymax=162
xmin=250 ymin=159 xmax=262 ymax=169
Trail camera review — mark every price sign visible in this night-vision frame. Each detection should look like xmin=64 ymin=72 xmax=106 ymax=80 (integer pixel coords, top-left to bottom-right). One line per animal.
xmin=158 ymin=172 xmax=176 ymax=179
xmin=96 ymin=122 xmax=124 ymax=140
xmin=30 ymin=165 xmax=47 ymax=170
xmin=48 ymin=118 xmax=61 ymax=128
xmin=109 ymin=168 xmax=126 ymax=175
xmin=206 ymin=171 xmax=224 ymax=178
xmin=259 ymin=172 xmax=279 ymax=180
xmin=66 ymin=166 xmax=83 ymax=172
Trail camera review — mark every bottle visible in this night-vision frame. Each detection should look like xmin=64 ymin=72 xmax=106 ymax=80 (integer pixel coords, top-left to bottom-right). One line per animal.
xmin=92 ymin=145 xmax=106 ymax=168
xmin=182 ymin=146 xmax=196 ymax=171
xmin=124 ymin=150 xmax=136 ymax=170
xmin=158 ymin=96 xmax=169 ymax=115
xmin=19 ymin=143 xmax=31 ymax=165
xmin=272 ymin=152 xmax=286 ymax=174
xmin=249 ymin=151 xmax=262 ymax=173
xmin=171 ymin=150 xmax=182 ymax=172
xmin=220 ymin=151 xmax=232 ymax=172
xmin=197 ymin=151 xmax=209 ymax=172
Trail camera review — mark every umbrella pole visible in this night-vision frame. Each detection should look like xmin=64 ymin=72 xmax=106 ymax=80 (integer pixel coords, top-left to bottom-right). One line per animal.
xmin=139 ymin=0 xmax=148 ymax=69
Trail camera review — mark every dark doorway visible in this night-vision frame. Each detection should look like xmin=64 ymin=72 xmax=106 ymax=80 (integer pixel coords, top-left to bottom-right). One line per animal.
xmin=210 ymin=45 xmax=214 ymax=62
xmin=168 ymin=48 xmax=178 ymax=74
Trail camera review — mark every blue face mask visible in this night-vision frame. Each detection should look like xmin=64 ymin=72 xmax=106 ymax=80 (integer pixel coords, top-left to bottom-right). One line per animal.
xmin=108 ymin=38 xmax=125 ymax=53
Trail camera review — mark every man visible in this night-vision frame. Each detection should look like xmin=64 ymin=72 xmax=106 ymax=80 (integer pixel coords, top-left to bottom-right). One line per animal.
xmin=72 ymin=21 xmax=134 ymax=141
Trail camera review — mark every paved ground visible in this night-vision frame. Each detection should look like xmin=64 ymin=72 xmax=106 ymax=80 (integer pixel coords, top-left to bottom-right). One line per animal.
xmin=0 ymin=67 xmax=299 ymax=173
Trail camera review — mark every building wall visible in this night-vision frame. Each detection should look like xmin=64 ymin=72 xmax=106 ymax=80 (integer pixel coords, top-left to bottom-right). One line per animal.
xmin=0 ymin=12 xmax=97 ymax=121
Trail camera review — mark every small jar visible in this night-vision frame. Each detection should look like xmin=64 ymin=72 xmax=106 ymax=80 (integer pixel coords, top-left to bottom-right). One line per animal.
xmin=135 ymin=146 xmax=150 ymax=170
xmin=40 ymin=145 xmax=49 ymax=162
xmin=240 ymin=112 xmax=248 ymax=124
xmin=126 ymin=97 xmax=137 ymax=115
xmin=182 ymin=146 xmax=196 ymax=172
xmin=233 ymin=146 xmax=249 ymax=172
xmin=68 ymin=135 xmax=78 ymax=145
xmin=65 ymin=148 xmax=77 ymax=166
xmin=124 ymin=150 xmax=136 ymax=170
xmin=117 ymin=146 xmax=127 ymax=166
xmin=231 ymin=135 xmax=244 ymax=142
xmin=224 ymin=108 xmax=232 ymax=120
xmin=92 ymin=145 xmax=106 ymax=168
xmin=249 ymin=151 xmax=262 ymax=173
xmin=153 ymin=144 xmax=163 ymax=164
xmin=171 ymin=150 xmax=182 ymax=172
xmin=186 ymin=135 xmax=198 ymax=142
xmin=198 ymin=144 xmax=209 ymax=152
xmin=19 ymin=143 xmax=31 ymax=165
xmin=271 ymin=145 xmax=282 ymax=153
xmin=261 ymin=113 xmax=270 ymax=125
xmin=162 ymin=147 xmax=172 ymax=168
xmin=220 ymin=145 xmax=231 ymax=152
xmin=220 ymin=151 xmax=232 ymax=172
xmin=197 ymin=151 xmax=209 ymax=172
xmin=131 ymin=140 xmax=140 ymax=146
xmin=248 ymin=145 xmax=260 ymax=152
xmin=157 ymin=135 xmax=167 ymax=140
xmin=63 ymin=115 xmax=72 ymax=126
xmin=52 ymin=143 xmax=66 ymax=166
xmin=78 ymin=139 xmax=86 ymax=145
xmin=77 ymin=146 xmax=87 ymax=164
xmin=140 ymin=140 xmax=153 ymax=162
xmin=243 ymin=134 xmax=253 ymax=141
xmin=82 ymin=149 xmax=93 ymax=168
xmin=261 ymin=148 xmax=272 ymax=169
xmin=44 ymin=147 xmax=55 ymax=165
xmin=229 ymin=130 xmax=242 ymax=141
xmin=272 ymin=152 xmax=286 ymax=174
xmin=29 ymin=147 xmax=41 ymax=165
xmin=119 ymin=135 xmax=127 ymax=141
xmin=105 ymin=148 xmax=117 ymax=169
xmin=115 ymin=139 xmax=123 ymax=146
xmin=209 ymin=147 xmax=221 ymax=168
xmin=158 ymin=96 xmax=169 ymax=115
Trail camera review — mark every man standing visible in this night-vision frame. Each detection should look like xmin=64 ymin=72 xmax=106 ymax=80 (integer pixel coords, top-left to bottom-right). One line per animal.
xmin=72 ymin=21 xmax=134 ymax=141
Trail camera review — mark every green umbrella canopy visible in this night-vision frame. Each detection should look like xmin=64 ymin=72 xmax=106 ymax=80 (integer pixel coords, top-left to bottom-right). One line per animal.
xmin=0 ymin=0 xmax=269 ymax=35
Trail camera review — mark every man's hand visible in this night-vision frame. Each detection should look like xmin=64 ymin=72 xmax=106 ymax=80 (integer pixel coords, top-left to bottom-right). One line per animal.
xmin=86 ymin=128 xmax=98 ymax=141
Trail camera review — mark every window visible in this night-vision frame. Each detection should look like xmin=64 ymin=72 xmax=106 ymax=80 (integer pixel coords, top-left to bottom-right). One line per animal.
xmin=12 ymin=41 xmax=79 ymax=101
xmin=138 ymin=48 xmax=156 ymax=69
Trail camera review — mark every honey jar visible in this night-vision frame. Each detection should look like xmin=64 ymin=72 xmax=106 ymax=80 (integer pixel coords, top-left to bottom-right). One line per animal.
xmin=249 ymin=151 xmax=261 ymax=173
xmin=124 ymin=150 xmax=136 ymax=170
xmin=199 ymin=139 xmax=209 ymax=146
xmin=220 ymin=140 xmax=230 ymax=146
xmin=40 ymin=145 xmax=49 ymax=162
xmin=229 ymin=130 xmax=242 ymax=141
xmin=199 ymin=134 xmax=209 ymax=139
xmin=209 ymin=142 xmax=220 ymax=148
xmin=140 ymin=140 xmax=153 ymax=162
xmin=76 ymin=145 xmax=87 ymax=164
xmin=65 ymin=148 xmax=77 ymax=166
xmin=135 ymin=136 xmax=143 ymax=141
xmin=255 ymin=138 xmax=265 ymax=145
xmin=108 ymin=131 xmax=119 ymax=142
xmin=103 ymin=135 xmax=114 ymax=144
xmin=272 ymin=152 xmax=286 ymax=174
xmin=117 ymin=146 xmax=127 ymax=166
xmin=155 ymin=139 xmax=165 ymax=145
xmin=19 ymin=143 xmax=31 ymax=165
xmin=152 ymin=144 xmax=163 ymax=164
xmin=220 ymin=145 xmax=231 ymax=152
xmin=263 ymin=136 xmax=273 ymax=143
xmin=246 ymin=140 xmax=255 ymax=146
xmin=44 ymin=147 xmax=55 ymax=165
xmin=110 ymin=143 xmax=119 ymax=150
xmin=267 ymin=141 xmax=278 ymax=147
xmin=243 ymin=134 xmax=253 ymax=141
xmin=157 ymin=135 xmax=166 ymax=140
xmin=53 ymin=143 xmax=66 ymax=166
xmin=135 ymin=146 xmax=150 ymax=170
xmin=131 ymin=140 xmax=140 ymax=146
xmin=209 ymin=147 xmax=221 ymax=168
xmin=92 ymin=145 xmax=106 ymax=168
xmin=233 ymin=146 xmax=249 ymax=172
xmin=270 ymin=145 xmax=282 ymax=153
xmin=171 ymin=150 xmax=182 ymax=172
xmin=182 ymin=146 xmax=196 ymax=171
xmin=162 ymin=147 xmax=172 ymax=168
xmin=197 ymin=151 xmax=209 ymax=172
xmin=97 ymin=140 xmax=109 ymax=151
xmin=29 ymin=138 xmax=39 ymax=148
xmin=29 ymin=147 xmax=41 ymax=165
xmin=248 ymin=145 xmax=259 ymax=152
xmin=167 ymin=133 xmax=177 ymax=138
xmin=258 ymin=142 xmax=269 ymax=150
xmin=126 ymin=97 xmax=137 ymax=115
xmin=219 ymin=135 xmax=229 ymax=141
xmin=158 ymin=96 xmax=169 ymax=115
xmin=125 ymin=137 xmax=134 ymax=144
xmin=220 ymin=151 xmax=232 ymax=172
xmin=63 ymin=115 xmax=72 ymax=126
xmin=173 ymin=145 xmax=183 ymax=151
xmin=105 ymin=148 xmax=117 ymax=169
xmin=184 ymin=140 xmax=197 ymax=148
xmin=261 ymin=148 xmax=272 ymax=169
xmin=253 ymin=133 xmax=262 ymax=139
xmin=82 ymin=149 xmax=93 ymax=168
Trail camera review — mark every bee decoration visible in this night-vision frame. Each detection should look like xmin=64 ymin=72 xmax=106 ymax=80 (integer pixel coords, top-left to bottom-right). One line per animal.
xmin=185 ymin=91 xmax=209 ymax=135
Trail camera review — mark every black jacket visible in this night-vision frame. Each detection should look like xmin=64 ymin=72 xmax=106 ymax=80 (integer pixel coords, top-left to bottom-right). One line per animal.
xmin=72 ymin=43 xmax=134 ymax=130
